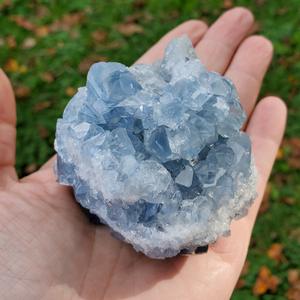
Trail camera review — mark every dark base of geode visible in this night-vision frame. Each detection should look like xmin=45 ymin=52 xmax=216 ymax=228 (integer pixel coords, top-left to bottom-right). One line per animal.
xmin=179 ymin=245 xmax=208 ymax=255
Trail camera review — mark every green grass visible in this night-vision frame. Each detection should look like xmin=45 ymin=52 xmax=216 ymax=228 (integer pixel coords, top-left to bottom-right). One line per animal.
xmin=0 ymin=0 xmax=300 ymax=298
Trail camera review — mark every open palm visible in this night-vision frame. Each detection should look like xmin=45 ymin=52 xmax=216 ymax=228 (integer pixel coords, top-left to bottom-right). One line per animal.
xmin=0 ymin=8 xmax=287 ymax=300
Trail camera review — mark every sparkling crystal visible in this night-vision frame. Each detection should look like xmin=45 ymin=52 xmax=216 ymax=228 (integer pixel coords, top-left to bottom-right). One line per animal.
xmin=54 ymin=35 xmax=258 ymax=259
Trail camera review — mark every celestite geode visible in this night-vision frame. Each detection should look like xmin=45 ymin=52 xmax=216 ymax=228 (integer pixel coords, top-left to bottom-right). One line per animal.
xmin=54 ymin=35 xmax=258 ymax=259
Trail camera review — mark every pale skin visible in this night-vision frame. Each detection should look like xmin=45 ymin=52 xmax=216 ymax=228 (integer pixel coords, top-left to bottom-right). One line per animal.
xmin=0 ymin=7 xmax=287 ymax=300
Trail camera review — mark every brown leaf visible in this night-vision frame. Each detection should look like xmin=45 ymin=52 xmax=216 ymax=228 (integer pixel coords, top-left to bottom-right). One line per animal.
xmin=24 ymin=163 xmax=38 ymax=174
xmin=259 ymin=182 xmax=272 ymax=214
xmin=286 ymin=288 xmax=300 ymax=300
xmin=267 ymin=244 xmax=287 ymax=264
xmin=116 ymin=23 xmax=143 ymax=36
xmin=6 ymin=35 xmax=16 ymax=48
xmin=34 ymin=26 xmax=49 ymax=37
xmin=246 ymin=22 xmax=261 ymax=37
xmin=70 ymin=30 xmax=80 ymax=39
xmin=91 ymin=29 xmax=106 ymax=42
xmin=65 ymin=87 xmax=76 ymax=97
xmin=4 ymin=58 xmax=19 ymax=72
xmin=36 ymin=6 xmax=50 ymax=19
xmin=125 ymin=12 xmax=153 ymax=23
xmin=38 ymin=124 xmax=49 ymax=138
xmin=222 ymin=0 xmax=234 ymax=9
xmin=253 ymin=278 xmax=268 ymax=295
xmin=280 ymin=197 xmax=295 ymax=205
xmin=47 ymin=48 xmax=56 ymax=55
xmin=78 ymin=55 xmax=108 ymax=74
xmin=268 ymin=275 xmax=281 ymax=293
xmin=41 ymin=73 xmax=54 ymax=83
xmin=49 ymin=12 xmax=85 ymax=32
xmin=34 ymin=101 xmax=51 ymax=112
xmin=278 ymin=8 xmax=288 ymax=15
xmin=132 ymin=0 xmax=146 ymax=8
xmin=286 ymin=270 xmax=300 ymax=300
xmin=9 ymin=15 xmax=35 ymax=30
xmin=276 ymin=148 xmax=284 ymax=160
xmin=107 ymin=42 xmax=120 ymax=50
xmin=257 ymin=0 xmax=266 ymax=5
xmin=21 ymin=37 xmax=36 ymax=49
xmin=288 ymin=270 xmax=300 ymax=285
xmin=253 ymin=266 xmax=281 ymax=295
xmin=240 ymin=261 xmax=251 ymax=277
xmin=0 ymin=0 xmax=13 ymax=10
xmin=14 ymin=85 xmax=31 ymax=98
xmin=0 ymin=38 xmax=5 ymax=47
xmin=235 ymin=279 xmax=246 ymax=289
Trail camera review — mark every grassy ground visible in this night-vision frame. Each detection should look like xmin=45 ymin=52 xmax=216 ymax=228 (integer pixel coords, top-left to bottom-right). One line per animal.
xmin=0 ymin=0 xmax=300 ymax=298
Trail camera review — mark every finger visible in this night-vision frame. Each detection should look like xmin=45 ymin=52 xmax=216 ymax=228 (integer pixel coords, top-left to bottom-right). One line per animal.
xmin=205 ymin=97 xmax=286 ymax=295
xmin=195 ymin=7 xmax=254 ymax=74
xmin=135 ymin=19 xmax=208 ymax=65
xmin=245 ymin=96 xmax=287 ymax=225
xmin=0 ymin=69 xmax=18 ymax=183
xmin=225 ymin=36 xmax=273 ymax=125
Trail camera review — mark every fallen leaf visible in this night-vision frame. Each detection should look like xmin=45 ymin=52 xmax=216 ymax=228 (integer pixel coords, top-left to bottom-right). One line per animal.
xmin=9 ymin=15 xmax=35 ymax=30
xmin=6 ymin=35 xmax=16 ymax=48
xmin=288 ymin=270 xmax=300 ymax=285
xmin=171 ymin=10 xmax=179 ymax=18
xmin=14 ymin=85 xmax=31 ymax=98
xmin=70 ymin=29 xmax=80 ymax=39
xmin=24 ymin=163 xmax=38 ymax=174
xmin=278 ymin=8 xmax=288 ymax=15
xmin=286 ymin=270 xmax=300 ymax=300
xmin=49 ymin=12 xmax=85 ymax=32
xmin=35 ymin=26 xmax=49 ymax=37
xmin=19 ymin=65 xmax=28 ymax=73
xmin=91 ymin=28 xmax=106 ymax=42
xmin=269 ymin=275 xmax=281 ymax=293
xmin=33 ymin=101 xmax=51 ymax=112
xmin=47 ymin=48 xmax=56 ymax=55
xmin=38 ymin=124 xmax=49 ymax=138
xmin=0 ymin=0 xmax=13 ymax=10
xmin=36 ymin=6 xmax=49 ymax=19
xmin=78 ymin=55 xmax=108 ymax=74
xmin=235 ymin=279 xmax=246 ymax=289
xmin=267 ymin=244 xmax=287 ymax=264
xmin=116 ymin=23 xmax=143 ymax=36
xmin=0 ymin=38 xmax=5 ymax=47
xmin=241 ymin=261 xmax=251 ymax=277
xmin=21 ymin=37 xmax=36 ymax=49
xmin=253 ymin=278 xmax=268 ymax=295
xmin=289 ymin=229 xmax=300 ymax=243
xmin=259 ymin=181 xmax=272 ymax=214
xmin=286 ymin=289 xmax=300 ymax=300
xmin=41 ymin=73 xmax=54 ymax=83
xmin=66 ymin=87 xmax=76 ymax=96
xmin=257 ymin=0 xmax=266 ymax=5
xmin=280 ymin=197 xmax=295 ymax=205
xmin=276 ymin=148 xmax=283 ymax=160
xmin=107 ymin=42 xmax=120 ymax=50
xmin=253 ymin=266 xmax=281 ymax=295
xmin=222 ymin=0 xmax=234 ymax=9
xmin=125 ymin=12 xmax=153 ymax=23
xmin=132 ymin=0 xmax=146 ymax=8
xmin=246 ymin=22 xmax=261 ymax=37
xmin=4 ymin=59 xmax=19 ymax=72
xmin=57 ymin=41 xmax=64 ymax=48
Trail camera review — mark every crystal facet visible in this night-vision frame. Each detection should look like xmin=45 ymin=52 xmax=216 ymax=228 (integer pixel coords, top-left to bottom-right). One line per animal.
xmin=54 ymin=35 xmax=258 ymax=259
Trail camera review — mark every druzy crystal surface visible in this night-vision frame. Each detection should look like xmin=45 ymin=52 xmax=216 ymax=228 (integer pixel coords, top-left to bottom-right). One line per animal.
xmin=54 ymin=35 xmax=258 ymax=259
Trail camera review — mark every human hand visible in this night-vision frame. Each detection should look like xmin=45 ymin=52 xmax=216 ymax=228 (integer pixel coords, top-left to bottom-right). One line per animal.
xmin=0 ymin=7 xmax=286 ymax=300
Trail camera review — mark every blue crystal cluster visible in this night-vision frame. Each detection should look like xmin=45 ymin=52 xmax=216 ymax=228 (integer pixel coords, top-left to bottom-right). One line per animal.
xmin=54 ymin=35 xmax=258 ymax=259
